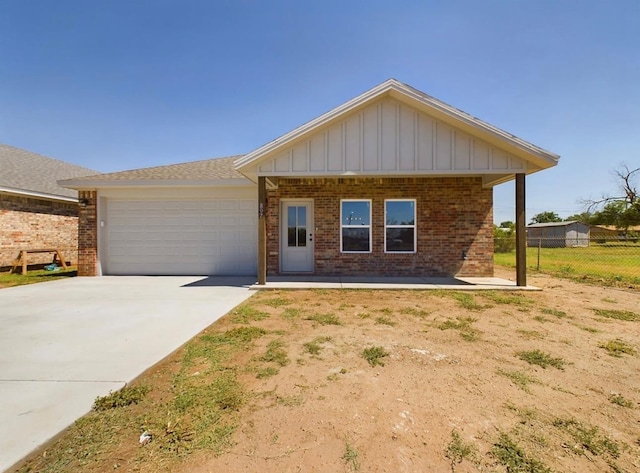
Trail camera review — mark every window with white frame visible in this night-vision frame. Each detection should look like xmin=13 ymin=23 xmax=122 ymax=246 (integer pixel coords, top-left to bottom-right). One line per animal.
xmin=341 ymin=200 xmax=371 ymax=252
xmin=385 ymin=199 xmax=416 ymax=252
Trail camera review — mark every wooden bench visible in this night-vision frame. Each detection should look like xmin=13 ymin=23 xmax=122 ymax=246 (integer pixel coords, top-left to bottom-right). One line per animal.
xmin=11 ymin=249 xmax=68 ymax=275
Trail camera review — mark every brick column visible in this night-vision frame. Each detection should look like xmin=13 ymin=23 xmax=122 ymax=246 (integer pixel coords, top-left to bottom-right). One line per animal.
xmin=77 ymin=190 xmax=98 ymax=276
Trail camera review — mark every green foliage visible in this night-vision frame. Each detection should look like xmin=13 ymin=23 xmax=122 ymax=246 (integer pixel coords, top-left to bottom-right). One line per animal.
xmin=494 ymin=225 xmax=516 ymax=253
xmin=230 ymin=304 xmax=269 ymax=323
xmin=445 ymin=430 xmax=476 ymax=468
xmin=450 ymin=292 xmax=485 ymax=311
xmin=93 ymin=385 xmax=150 ymax=411
xmin=530 ymin=211 xmax=562 ymax=224
xmin=492 ymin=433 xmax=552 ymax=473
xmin=517 ymin=349 xmax=565 ymax=369
xmin=497 ymin=369 xmax=539 ymax=393
xmin=541 ymin=308 xmax=567 ymax=318
xmin=482 ymin=291 xmax=532 ymax=307
xmin=256 ymin=366 xmax=279 ymax=378
xmin=362 ymin=346 xmax=389 ymax=367
xmin=306 ymin=313 xmax=342 ymax=325
xmin=609 ymin=393 xmax=634 ymax=408
xmin=343 ymin=441 xmax=360 ymax=471
xmin=495 ymin=244 xmax=640 ymax=288
xmin=593 ymin=308 xmax=640 ymax=321
xmin=438 ymin=316 xmax=481 ymax=341
xmin=553 ymin=417 xmax=620 ymax=458
xmin=599 ymin=339 xmax=636 ymax=357
xmin=303 ymin=336 xmax=332 ymax=356
xmin=591 ymin=200 xmax=640 ymax=228
xmin=375 ymin=316 xmax=396 ymax=326
xmin=223 ymin=326 xmax=267 ymax=343
xmin=210 ymin=372 xmax=245 ymax=410
xmin=261 ymin=339 xmax=290 ymax=366
xmin=565 ymin=211 xmax=595 ymax=223
xmin=282 ymin=307 xmax=302 ymax=319
xmin=0 ymin=267 xmax=77 ymax=289
xmin=262 ymin=297 xmax=291 ymax=307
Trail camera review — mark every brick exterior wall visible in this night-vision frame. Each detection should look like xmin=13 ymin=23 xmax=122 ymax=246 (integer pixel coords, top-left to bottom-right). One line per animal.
xmin=77 ymin=190 xmax=98 ymax=276
xmin=0 ymin=193 xmax=79 ymax=268
xmin=266 ymin=177 xmax=494 ymax=277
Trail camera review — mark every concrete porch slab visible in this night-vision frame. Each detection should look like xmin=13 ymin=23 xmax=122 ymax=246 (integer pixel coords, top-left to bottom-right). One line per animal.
xmin=249 ymin=276 xmax=540 ymax=291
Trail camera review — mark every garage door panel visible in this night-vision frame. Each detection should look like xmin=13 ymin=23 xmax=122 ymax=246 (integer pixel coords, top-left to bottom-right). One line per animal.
xmin=105 ymin=197 xmax=257 ymax=275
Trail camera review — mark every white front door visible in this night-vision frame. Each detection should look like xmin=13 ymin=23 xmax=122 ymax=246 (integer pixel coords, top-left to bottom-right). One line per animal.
xmin=281 ymin=200 xmax=314 ymax=272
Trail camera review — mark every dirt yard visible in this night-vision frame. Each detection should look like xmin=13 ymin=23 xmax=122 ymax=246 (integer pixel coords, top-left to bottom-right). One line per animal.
xmin=17 ymin=270 xmax=640 ymax=473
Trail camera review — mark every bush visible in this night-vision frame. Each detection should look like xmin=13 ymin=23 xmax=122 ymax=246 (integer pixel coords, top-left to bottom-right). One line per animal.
xmin=494 ymin=227 xmax=515 ymax=253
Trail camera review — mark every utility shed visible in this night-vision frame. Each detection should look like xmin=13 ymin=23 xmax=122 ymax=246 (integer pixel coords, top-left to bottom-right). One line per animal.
xmin=527 ymin=221 xmax=590 ymax=248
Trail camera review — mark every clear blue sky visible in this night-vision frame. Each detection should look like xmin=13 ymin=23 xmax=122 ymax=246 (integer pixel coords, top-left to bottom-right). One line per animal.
xmin=2 ymin=1 xmax=639 ymax=224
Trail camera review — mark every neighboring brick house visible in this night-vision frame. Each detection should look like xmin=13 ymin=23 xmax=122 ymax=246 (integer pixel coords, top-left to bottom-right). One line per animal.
xmin=61 ymin=79 xmax=559 ymax=283
xmin=0 ymin=144 xmax=97 ymax=270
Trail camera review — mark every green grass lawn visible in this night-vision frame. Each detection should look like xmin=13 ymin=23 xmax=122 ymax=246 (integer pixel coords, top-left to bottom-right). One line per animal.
xmin=495 ymin=243 xmax=640 ymax=286
xmin=0 ymin=267 xmax=77 ymax=288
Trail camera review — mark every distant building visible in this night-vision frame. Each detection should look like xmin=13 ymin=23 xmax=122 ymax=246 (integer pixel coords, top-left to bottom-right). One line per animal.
xmin=590 ymin=224 xmax=640 ymax=242
xmin=527 ymin=221 xmax=590 ymax=248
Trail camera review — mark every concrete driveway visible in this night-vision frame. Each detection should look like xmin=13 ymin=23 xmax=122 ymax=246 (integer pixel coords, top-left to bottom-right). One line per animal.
xmin=0 ymin=276 xmax=254 ymax=472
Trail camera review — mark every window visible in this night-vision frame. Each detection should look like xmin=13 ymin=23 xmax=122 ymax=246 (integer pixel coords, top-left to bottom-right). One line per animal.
xmin=341 ymin=200 xmax=371 ymax=252
xmin=287 ymin=205 xmax=307 ymax=247
xmin=385 ymin=199 xmax=416 ymax=253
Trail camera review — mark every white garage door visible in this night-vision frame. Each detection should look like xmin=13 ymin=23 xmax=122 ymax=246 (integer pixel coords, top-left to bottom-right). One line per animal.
xmin=104 ymin=194 xmax=257 ymax=276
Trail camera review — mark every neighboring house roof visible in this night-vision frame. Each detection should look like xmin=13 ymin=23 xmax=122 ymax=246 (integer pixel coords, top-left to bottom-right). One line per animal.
xmin=60 ymin=155 xmax=251 ymax=189
xmin=592 ymin=224 xmax=640 ymax=232
xmin=236 ymin=78 xmax=560 ymax=183
xmin=0 ymin=143 xmax=98 ymax=201
xmin=527 ymin=221 xmax=582 ymax=228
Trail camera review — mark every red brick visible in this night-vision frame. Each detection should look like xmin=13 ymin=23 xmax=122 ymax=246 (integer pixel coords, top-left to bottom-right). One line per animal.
xmin=266 ymin=177 xmax=493 ymax=277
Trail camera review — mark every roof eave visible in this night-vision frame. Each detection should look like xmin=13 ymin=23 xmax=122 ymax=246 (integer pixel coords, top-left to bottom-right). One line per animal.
xmin=58 ymin=177 xmax=255 ymax=190
xmin=0 ymin=186 xmax=78 ymax=203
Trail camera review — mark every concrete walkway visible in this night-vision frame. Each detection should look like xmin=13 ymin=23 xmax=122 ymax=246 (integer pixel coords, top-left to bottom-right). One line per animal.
xmin=250 ymin=276 xmax=540 ymax=290
xmin=0 ymin=276 xmax=254 ymax=473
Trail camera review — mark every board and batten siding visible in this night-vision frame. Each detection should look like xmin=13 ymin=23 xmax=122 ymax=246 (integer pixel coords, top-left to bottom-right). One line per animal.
xmin=258 ymin=98 xmax=526 ymax=176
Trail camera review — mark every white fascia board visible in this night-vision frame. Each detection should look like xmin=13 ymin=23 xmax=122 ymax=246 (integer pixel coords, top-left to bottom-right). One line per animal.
xmin=58 ymin=178 xmax=256 ymax=190
xmin=0 ymin=186 xmax=78 ymax=203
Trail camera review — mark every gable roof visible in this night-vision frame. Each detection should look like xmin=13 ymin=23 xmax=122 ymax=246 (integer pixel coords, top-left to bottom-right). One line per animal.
xmin=527 ymin=221 xmax=583 ymax=228
xmin=0 ymin=144 xmax=98 ymax=201
xmin=60 ymin=156 xmax=250 ymax=189
xmin=235 ymin=78 xmax=559 ymax=183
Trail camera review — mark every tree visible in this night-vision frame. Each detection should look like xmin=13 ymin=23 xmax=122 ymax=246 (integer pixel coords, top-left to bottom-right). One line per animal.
xmin=530 ymin=211 xmax=562 ymax=224
xmin=564 ymin=212 xmax=593 ymax=223
xmin=499 ymin=221 xmax=515 ymax=230
xmin=584 ymin=163 xmax=640 ymax=228
xmin=494 ymin=224 xmax=515 ymax=253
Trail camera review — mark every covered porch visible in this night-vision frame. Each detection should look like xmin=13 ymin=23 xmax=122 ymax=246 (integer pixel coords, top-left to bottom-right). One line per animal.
xmin=249 ymin=273 xmax=539 ymax=291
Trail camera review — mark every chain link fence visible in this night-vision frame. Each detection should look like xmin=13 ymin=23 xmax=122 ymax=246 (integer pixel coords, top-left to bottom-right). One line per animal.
xmin=494 ymin=235 xmax=640 ymax=287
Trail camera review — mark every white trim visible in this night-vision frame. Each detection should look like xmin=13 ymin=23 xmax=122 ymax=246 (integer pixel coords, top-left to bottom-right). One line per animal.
xmin=0 ymin=186 xmax=78 ymax=203
xmin=280 ymin=199 xmax=315 ymax=273
xmin=340 ymin=199 xmax=372 ymax=253
xmin=384 ymin=199 xmax=417 ymax=254
xmin=58 ymin=178 xmax=254 ymax=190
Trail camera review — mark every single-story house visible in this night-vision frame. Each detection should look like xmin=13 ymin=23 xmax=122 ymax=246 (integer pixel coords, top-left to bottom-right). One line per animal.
xmin=0 ymin=144 xmax=97 ymax=270
xmin=527 ymin=221 xmax=590 ymax=248
xmin=591 ymin=224 xmax=640 ymax=242
xmin=60 ymin=79 xmax=559 ymax=284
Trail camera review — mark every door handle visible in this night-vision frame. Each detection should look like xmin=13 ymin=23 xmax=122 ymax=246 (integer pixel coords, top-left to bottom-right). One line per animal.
xmin=309 ymin=233 xmax=313 ymax=242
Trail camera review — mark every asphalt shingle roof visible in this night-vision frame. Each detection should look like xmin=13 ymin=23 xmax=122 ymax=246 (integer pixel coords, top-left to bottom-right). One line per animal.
xmin=0 ymin=144 xmax=98 ymax=199
xmin=70 ymin=155 xmax=246 ymax=182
